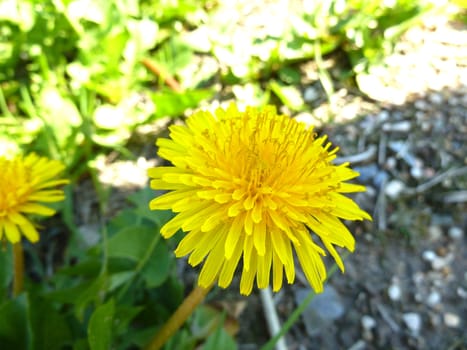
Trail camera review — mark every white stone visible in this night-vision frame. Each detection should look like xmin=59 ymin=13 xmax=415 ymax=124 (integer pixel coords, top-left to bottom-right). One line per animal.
xmin=428 ymin=92 xmax=443 ymax=105
xmin=303 ymin=87 xmax=320 ymax=102
xmin=443 ymin=313 xmax=461 ymax=328
xmin=361 ymin=315 xmax=376 ymax=330
xmin=457 ymin=287 xmax=467 ymax=299
xmin=388 ymin=284 xmax=402 ymax=301
xmin=386 ymin=157 xmax=397 ymax=170
xmin=428 ymin=226 xmax=443 ymax=241
xmin=422 ymin=250 xmax=437 ymax=262
xmin=448 ymin=226 xmax=463 ymax=240
xmin=382 ymin=121 xmax=411 ymax=132
xmin=385 ymin=180 xmax=405 ymax=199
xmin=376 ymin=110 xmax=390 ymax=122
xmin=426 ymin=291 xmax=441 ymax=306
xmin=403 ymin=313 xmax=422 ymax=334
xmin=431 ymin=257 xmax=447 ymax=270
xmin=347 ymin=340 xmax=366 ymax=350
xmin=410 ymin=166 xmax=423 ymax=179
xmin=414 ymin=99 xmax=429 ymax=110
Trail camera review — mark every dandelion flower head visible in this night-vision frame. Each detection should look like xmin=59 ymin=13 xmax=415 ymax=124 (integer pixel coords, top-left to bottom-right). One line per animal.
xmin=149 ymin=104 xmax=371 ymax=295
xmin=0 ymin=153 xmax=68 ymax=244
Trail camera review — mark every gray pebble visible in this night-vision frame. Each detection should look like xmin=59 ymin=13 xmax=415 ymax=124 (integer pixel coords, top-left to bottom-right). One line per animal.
xmin=422 ymin=250 xmax=437 ymax=262
xmin=443 ymin=313 xmax=461 ymax=328
xmin=426 ymin=291 xmax=441 ymax=306
xmin=403 ymin=313 xmax=422 ymax=334
xmin=388 ymin=283 xmax=402 ymax=301
xmin=448 ymin=226 xmax=463 ymax=240
xmin=385 ymin=180 xmax=405 ymax=199
xmin=361 ymin=315 xmax=376 ymax=330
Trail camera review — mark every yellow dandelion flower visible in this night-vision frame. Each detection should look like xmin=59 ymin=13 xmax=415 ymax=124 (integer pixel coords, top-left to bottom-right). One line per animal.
xmin=0 ymin=153 xmax=69 ymax=244
xmin=149 ymin=104 xmax=371 ymax=295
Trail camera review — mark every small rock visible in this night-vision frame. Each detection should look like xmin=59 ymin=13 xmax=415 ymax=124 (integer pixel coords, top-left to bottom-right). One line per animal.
xmin=457 ymin=287 xmax=467 ymax=299
xmin=374 ymin=170 xmax=389 ymax=189
xmin=443 ymin=313 xmax=461 ymax=328
xmin=295 ymin=285 xmax=344 ymax=336
xmin=448 ymin=96 xmax=459 ymax=106
xmin=385 ymin=180 xmax=405 ymax=199
xmin=410 ymin=166 xmax=423 ymax=179
xmin=432 ymin=214 xmax=454 ymax=227
xmin=353 ymin=164 xmax=379 ymax=183
xmin=427 ymin=225 xmax=443 ymax=241
xmin=413 ymin=272 xmax=424 ymax=286
xmin=361 ymin=315 xmax=376 ymax=330
xmin=388 ymin=283 xmax=402 ymax=301
xmin=431 ymin=257 xmax=447 ymax=270
xmin=414 ymin=99 xmax=429 ymax=110
xmin=403 ymin=312 xmax=422 ymax=335
xmin=414 ymin=292 xmax=423 ymax=303
xmin=428 ymin=92 xmax=443 ymax=105
xmin=303 ymin=86 xmax=320 ymax=102
xmin=347 ymin=340 xmax=366 ymax=350
xmin=420 ymin=120 xmax=431 ymax=132
xmin=376 ymin=110 xmax=390 ymax=122
xmin=426 ymin=291 xmax=441 ymax=306
xmin=448 ymin=226 xmax=463 ymax=240
xmin=382 ymin=121 xmax=411 ymax=132
xmin=386 ymin=157 xmax=397 ymax=170
xmin=422 ymin=250 xmax=437 ymax=262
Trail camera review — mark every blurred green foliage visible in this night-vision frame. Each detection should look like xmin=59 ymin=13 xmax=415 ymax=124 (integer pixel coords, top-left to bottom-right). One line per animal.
xmin=0 ymin=0 xmax=459 ymax=348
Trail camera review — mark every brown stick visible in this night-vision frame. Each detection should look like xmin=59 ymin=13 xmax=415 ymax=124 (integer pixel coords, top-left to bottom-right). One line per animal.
xmin=141 ymin=58 xmax=183 ymax=93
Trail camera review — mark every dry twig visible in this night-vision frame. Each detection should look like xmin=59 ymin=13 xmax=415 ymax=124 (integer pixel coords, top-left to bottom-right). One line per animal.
xmin=260 ymin=287 xmax=287 ymax=350
xmin=141 ymin=58 xmax=183 ymax=93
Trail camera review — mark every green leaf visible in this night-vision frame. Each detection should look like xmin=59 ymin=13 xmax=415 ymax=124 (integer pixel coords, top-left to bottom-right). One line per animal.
xmin=151 ymin=89 xmax=214 ymax=119
xmin=28 ymin=294 xmax=72 ymax=350
xmin=88 ymin=299 xmax=115 ymax=350
xmin=108 ymin=226 xmax=160 ymax=261
xmin=141 ymin=241 xmax=172 ymax=288
xmin=203 ymin=326 xmax=237 ymax=350
xmin=164 ymin=329 xmax=197 ymax=350
xmin=268 ymin=81 xmax=304 ymax=111
xmin=278 ymin=66 xmax=301 ymax=85
xmin=113 ymin=305 xmax=143 ymax=338
xmin=0 ymin=295 xmax=30 ymax=349
xmin=127 ymin=188 xmax=174 ymax=226
xmin=46 ymin=276 xmax=107 ymax=320
xmin=0 ymin=245 xmax=13 ymax=291
xmin=108 ymin=271 xmax=135 ymax=292
xmin=58 ymin=257 xmax=134 ymax=278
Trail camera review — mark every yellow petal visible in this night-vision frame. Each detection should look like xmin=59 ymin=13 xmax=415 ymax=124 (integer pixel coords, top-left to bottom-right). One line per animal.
xmin=272 ymin=250 xmax=284 ymax=292
xmin=219 ymin=234 xmax=244 ymax=288
xmin=198 ymin=232 xmax=227 ymax=288
xmin=20 ymin=219 xmax=39 ymax=243
xmin=225 ymin=216 xmax=243 ymax=259
xmin=4 ymin=221 xmax=21 ymax=243
xmin=253 ymin=220 xmax=266 ymax=256
xmin=20 ymin=203 xmax=55 ymax=216
xmin=256 ymin=238 xmax=272 ymax=289
xmin=240 ymin=251 xmax=257 ymax=296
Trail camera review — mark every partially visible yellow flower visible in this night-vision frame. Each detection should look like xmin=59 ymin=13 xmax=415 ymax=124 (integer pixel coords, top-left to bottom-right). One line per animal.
xmin=149 ymin=104 xmax=371 ymax=295
xmin=0 ymin=153 xmax=69 ymax=244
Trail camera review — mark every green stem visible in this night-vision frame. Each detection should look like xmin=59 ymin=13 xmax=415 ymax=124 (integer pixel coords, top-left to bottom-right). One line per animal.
xmin=0 ymin=86 xmax=13 ymax=118
xmin=260 ymin=261 xmax=341 ymax=350
xmin=145 ymin=285 xmax=212 ymax=350
xmin=116 ymin=233 xmax=161 ymax=300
